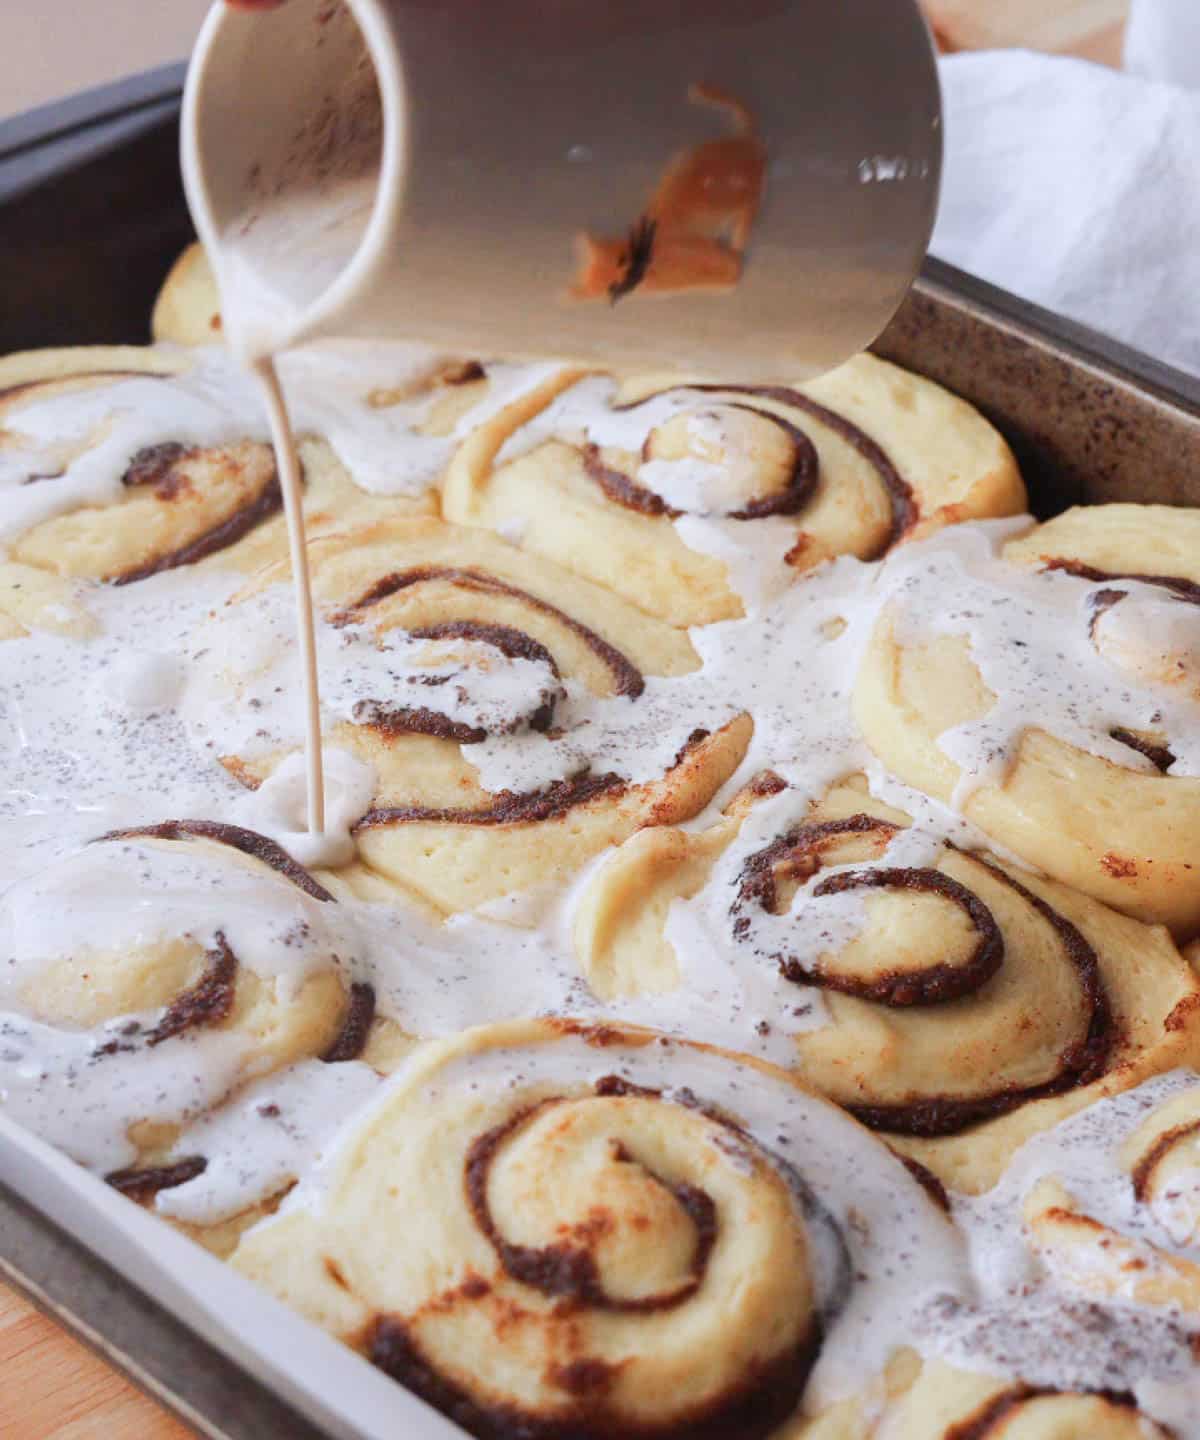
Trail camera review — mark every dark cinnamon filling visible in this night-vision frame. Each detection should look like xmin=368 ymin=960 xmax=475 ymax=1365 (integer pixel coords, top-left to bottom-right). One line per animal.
xmin=1086 ymin=585 xmax=1128 ymax=638
xmin=735 ymin=816 xmax=1003 ymax=1006
xmin=620 ymin=383 xmax=914 ymax=554
xmin=366 ymin=1313 xmax=818 ymax=1440
xmin=464 ymin=1096 xmax=717 ymax=1314
xmin=333 ymin=564 xmax=644 ymax=699
xmin=1131 ymin=1118 xmax=1200 ymax=1203
xmin=945 ymin=1385 xmax=1141 ymax=1440
xmin=898 ymin=1156 xmax=950 ymax=1214
xmin=95 ymin=931 xmax=239 ymax=1057
xmin=98 ymin=820 xmax=334 ymax=901
xmin=1110 ymin=727 xmax=1176 ymax=774
xmin=847 ymin=863 xmax=1114 ymax=1138
xmin=351 ymin=619 xmax=564 ymax=744
xmin=441 ymin=360 xmax=486 ymax=386
xmin=113 ymin=450 xmax=283 ymax=586
xmin=806 ymin=868 xmax=1002 ymax=1005
xmin=582 ymin=403 xmax=818 ymax=522
xmin=606 ymin=215 xmax=658 ymax=303
xmin=1083 ymin=586 xmax=1179 ymax=772
xmin=105 ymin=1155 xmax=208 ymax=1205
xmin=355 ymin=769 xmax=626 ymax=831
xmin=322 ymin=982 xmax=376 ymax=1063
xmin=1045 ymin=557 xmax=1200 ymax=607
xmin=122 ymin=442 xmax=190 ymax=495
xmin=736 ymin=815 xmax=1003 ymax=1007
xmin=145 ymin=932 xmax=238 ymax=1046
xmin=734 ymin=816 xmax=1115 ymax=1137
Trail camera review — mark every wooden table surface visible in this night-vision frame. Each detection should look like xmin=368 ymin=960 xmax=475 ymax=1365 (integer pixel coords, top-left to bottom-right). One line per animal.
xmin=0 ymin=2 xmax=1130 ymax=1437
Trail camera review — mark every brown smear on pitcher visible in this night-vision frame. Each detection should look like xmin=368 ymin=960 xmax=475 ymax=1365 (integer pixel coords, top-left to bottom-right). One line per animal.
xmin=570 ymin=84 xmax=766 ymax=304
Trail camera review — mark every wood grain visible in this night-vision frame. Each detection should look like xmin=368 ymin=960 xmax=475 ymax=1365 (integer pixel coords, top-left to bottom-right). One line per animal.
xmin=0 ymin=0 xmax=1132 ymax=1435
xmin=0 ymin=1286 xmax=193 ymax=1439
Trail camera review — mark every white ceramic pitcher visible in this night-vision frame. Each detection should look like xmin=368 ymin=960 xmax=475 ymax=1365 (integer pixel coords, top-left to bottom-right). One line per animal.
xmin=183 ymin=0 xmax=942 ymax=381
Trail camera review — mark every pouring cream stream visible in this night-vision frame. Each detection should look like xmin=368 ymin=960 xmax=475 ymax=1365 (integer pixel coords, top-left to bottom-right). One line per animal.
xmin=187 ymin=0 xmax=388 ymax=847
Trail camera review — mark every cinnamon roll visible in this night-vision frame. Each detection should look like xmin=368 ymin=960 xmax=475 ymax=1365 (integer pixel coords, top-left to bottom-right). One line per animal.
xmin=572 ymin=776 xmax=1200 ymax=1191
xmin=442 ymin=354 xmax=1025 ymax=624
xmin=0 ymin=821 xmax=367 ymax=1184
xmin=0 ymin=341 xmax=526 ymax=586
xmin=854 ymin=511 xmax=1200 ymax=938
xmin=891 ymin=1070 xmax=1200 ymax=1428
xmin=875 ymin=1361 xmax=1174 ymax=1439
xmin=231 ymin=1017 xmax=964 ymax=1439
xmin=0 ymin=560 xmax=94 ymax=640
xmin=1020 ymin=1074 xmax=1200 ymax=1315
xmin=189 ymin=516 xmax=751 ymax=912
xmin=151 ymin=242 xmax=224 ymax=345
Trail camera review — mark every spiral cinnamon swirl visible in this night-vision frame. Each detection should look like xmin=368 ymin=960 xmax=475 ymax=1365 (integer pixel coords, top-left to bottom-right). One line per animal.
xmin=0 ymin=341 xmax=527 ymax=586
xmin=442 ymin=354 xmax=1025 ymax=624
xmin=572 ymin=775 xmax=1200 ymax=1191
xmin=231 ymin=1017 xmax=964 ymax=1439
xmin=0 ymin=820 xmax=368 ymax=1186
xmin=876 ymin=1361 xmax=1175 ymax=1439
xmin=189 ymin=515 xmax=751 ymax=912
xmin=853 ymin=512 xmax=1200 ymax=938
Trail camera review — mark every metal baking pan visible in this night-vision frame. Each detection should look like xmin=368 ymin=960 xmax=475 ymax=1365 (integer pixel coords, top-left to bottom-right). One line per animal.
xmin=2 ymin=66 xmax=1199 ymax=1440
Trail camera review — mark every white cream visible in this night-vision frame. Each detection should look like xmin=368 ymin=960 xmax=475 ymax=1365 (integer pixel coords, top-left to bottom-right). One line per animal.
xmin=1092 ymin=590 xmax=1200 ymax=697
xmin=0 ymin=343 xmax=565 ymax=527
xmin=916 ymin=1070 xmax=1200 ymax=1415
xmin=232 ymin=747 xmax=378 ymax=869
xmin=156 ymin=1059 xmax=381 ymax=1224
xmin=880 ymin=519 xmax=1200 ymax=805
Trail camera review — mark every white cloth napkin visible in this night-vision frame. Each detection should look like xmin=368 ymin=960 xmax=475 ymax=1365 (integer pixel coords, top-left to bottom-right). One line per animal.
xmin=931 ymin=50 xmax=1200 ymax=377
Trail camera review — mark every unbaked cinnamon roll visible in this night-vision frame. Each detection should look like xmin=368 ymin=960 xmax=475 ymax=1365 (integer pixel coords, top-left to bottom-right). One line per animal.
xmin=442 ymin=354 xmax=1025 ymax=624
xmin=231 ymin=1017 xmax=964 ymax=1439
xmin=188 ymin=516 xmax=751 ymax=912
xmin=572 ymin=775 xmax=1200 ymax=1191
xmin=854 ymin=509 xmax=1200 ymax=938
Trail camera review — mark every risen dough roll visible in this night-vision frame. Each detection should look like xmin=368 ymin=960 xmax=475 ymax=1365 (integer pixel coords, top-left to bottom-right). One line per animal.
xmin=443 ymin=354 xmax=1025 ymax=625
xmin=151 ymin=242 xmax=224 ymax=345
xmin=204 ymin=516 xmax=751 ymax=912
xmin=0 ymin=560 xmax=93 ymax=640
xmin=875 ymin=1360 xmax=1172 ymax=1439
xmin=572 ymin=776 xmax=1200 ymax=1191
xmin=0 ymin=823 xmax=369 ymax=1180
xmin=855 ymin=504 xmax=1200 ymax=938
xmin=0 ymin=345 xmax=451 ymax=585
xmin=232 ymin=1017 xmax=957 ymax=1439
xmin=1022 ymin=1074 xmax=1200 ymax=1316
